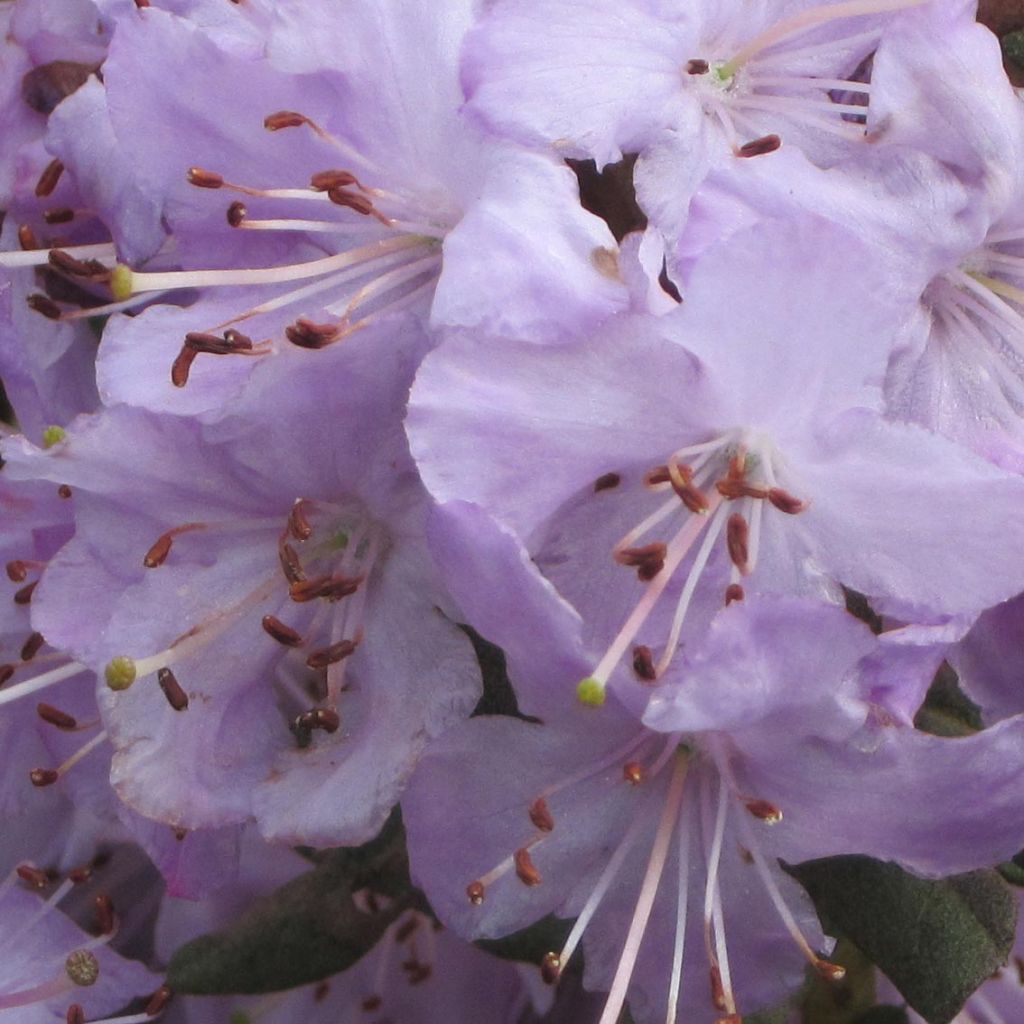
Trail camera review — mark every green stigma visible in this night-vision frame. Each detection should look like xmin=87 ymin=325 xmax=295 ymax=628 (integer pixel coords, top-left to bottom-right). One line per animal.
xmin=110 ymin=264 xmax=134 ymax=302
xmin=105 ymin=655 xmax=137 ymax=691
xmin=42 ymin=425 xmax=66 ymax=448
xmin=229 ymin=1013 xmax=251 ymax=1024
xmin=715 ymin=60 xmax=737 ymax=83
xmin=576 ymin=677 xmax=606 ymax=707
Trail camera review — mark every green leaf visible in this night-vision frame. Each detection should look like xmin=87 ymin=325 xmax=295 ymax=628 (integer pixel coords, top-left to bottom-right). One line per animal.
xmin=913 ymin=663 xmax=982 ymax=738
xmin=852 ymin=1009 xmax=910 ymax=1024
xmin=801 ymin=940 xmax=876 ymax=1024
xmin=788 ymin=856 xmax=1017 ymax=1024
xmin=168 ymin=813 xmax=414 ymax=994
xmin=997 ymin=848 xmax=1024 ymax=888
xmin=476 ymin=913 xmax=573 ymax=965
xmin=1002 ymin=28 xmax=1024 ymax=69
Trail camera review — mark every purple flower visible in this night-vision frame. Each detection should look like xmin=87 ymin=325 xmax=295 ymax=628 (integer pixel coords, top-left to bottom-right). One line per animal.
xmin=0 ymin=859 xmax=158 ymax=1022
xmin=38 ymin=0 xmax=625 ymax=421
xmin=408 ymin=216 xmax=1024 ymax=714
xmin=1 ymin=317 xmax=480 ymax=846
xmin=405 ymin=502 xmax=1024 ymax=1024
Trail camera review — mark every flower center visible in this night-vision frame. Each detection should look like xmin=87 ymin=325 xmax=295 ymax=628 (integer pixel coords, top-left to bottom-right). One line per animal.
xmin=575 ymin=432 xmax=807 ymax=707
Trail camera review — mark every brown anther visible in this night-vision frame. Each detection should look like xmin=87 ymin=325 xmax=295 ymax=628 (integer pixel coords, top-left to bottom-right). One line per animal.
xmin=686 ymin=58 xmax=710 ymax=74
xmin=623 ymin=760 xmax=646 ymax=785
xmin=814 ymin=959 xmax=846 ymax=982
xmin=310 ymin=169 xmax=359 ymax=191
xmin=264 ymin=110 xmax=308 ymax=131
xmin=0 ymin=664 xmax=15 ymax=687
xmin=6 ymin=560 xmax=28 ymax=582
xmin=409 ymin=963 xmax=432 ymax=984
xmin=157 ymin=668 xmax=189 ymax=711
xmin=170 ymin=346 xmax=197 ymax=388
xmin=395 ymin=917 xmax=420 ymax=942
xmin=669 ymin=467 xmax=710 ymax=513
xmin=288 ymin=498 xmax=314 ymax=540
xmin=184 ymin=331 xmax=253 ymax=355
xmin=17 ymin=863 xmax=49 ymax=888
xmin=173 ymin=826 xmax=188 ymax=841
xmin=186 ymin=166 xmax=224 ymax=189
xmin=14 ymin=581 xmax=38 ymax=604
xmin=18 ymin=224 xmax=39 ymax=250
xmin=594 ymin=471 xmax=621 ymax=492
xmin=95 ymin=893 xmax=115 ymax=934
xmin=327 ymin=187 xmax=376 ymax=216
xmin=362 ymin=995 xmax=383 ymax=1011
xmin=710 ymin=964 xmax=727 ymax=1011
xmin=289 ymin=573 xmax=363 ymax=603
xmin=144 ymin=533 xmax=173 ymax=568
xmin=644 ymin=465 xmax=672 ymax=487
xmin=35 ymin=159 xmax=64 ymax=198
xmin=44 ymin=207 xmax=75 ymax=225
xmin=68 ymin=865 xmax=93 ymax=884
xmin=313 ymin=707 xmax=341 ymax=733
xmin=514 ymin=847 xmax=542 ymax=886
xmin=529 ymin=797 xmax=555 ymax=833
xmin=305 ymin=639 xmax=358 ymax=669
xmin=285 ymin=317 xmax=341 ymax=350
xmin=279 ymin=541 xmax=306 ymax=584
xmin=466 ymin=880 xmax=485 ymax=905
xmin=58 ymin=484 xmax=73 ymax=499
xmin=261 ymin=614 xmax=303 ymax=647
xmin=724 ymin=583 xmax=745 ymax=605
xmin=67 ymin=1005 xmax=85 ymax=1024
xmin=737 ymin=133 xmax=782 ymax=158
xmin=226 ymin=200 xmax=247 ymax=227
xmin=313 ymin=981 xmax=330 ymax=1003
xmin=744 ymin=798 xmax=782 ymax=824
xmin=632 ymin=644 xmax=657 ymax=682
xmin=715 ymin=478 xmax=747 ymax=500
xmin=541 ymin=951 xmax=562 ymax=984
xmin=726 ymin=513 xmax=749 ymax=574
xmin=48 ymin=249 xmax=106 ymax=279
xmin=145 ymin=984 xmax=173 ymax=1015
xmin=767 ymin=487 xmax=807 ymax=514
xmin=37 ymin=702 xmax=77 ymax=731
xmin=614 ymin=542 xmax=667 ymax=581
xmin=30 ymin=767 xmax=59 ymax=787
xmin=27 ymin=293 xmax=62 ymax=319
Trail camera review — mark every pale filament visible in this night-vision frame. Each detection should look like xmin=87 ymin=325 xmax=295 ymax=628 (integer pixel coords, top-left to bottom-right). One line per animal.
xmin=702 ymin=773 xmax=737 ymax=1015
xmin=664 ymin=812 xmax=692 ymax=1024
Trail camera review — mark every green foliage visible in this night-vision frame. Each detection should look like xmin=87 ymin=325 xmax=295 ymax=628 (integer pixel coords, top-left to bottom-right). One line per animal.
xmin=168 ymin=813 xmax=415 ymax=994
xmin=476 ymin=913 xmax=573 ymax=965
xmin=789 ymin=856 xmax=1017 ymax=1024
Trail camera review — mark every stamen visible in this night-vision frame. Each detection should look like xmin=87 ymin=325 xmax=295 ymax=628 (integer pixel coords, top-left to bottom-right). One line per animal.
xmin=726 ymin=514 xmax=750 ymax=574
xmin=186 ymin=167 xmax=224 ymax=189
xmin=94 ymin=894 xmax=115 ymax=935
xmin=725 ymin=583 xmax=745 ymax=605
xmin=594 ymin=472 xmax=621 ymax=492
xmin=686 ymin=59 xmax=710 ymax=74
xmin=305 ymin=639 xmax=358 ymax=669
xmin=703 ymin=776 xmax=736 ymax=1015
xmin=37 ymin=703 xmax=78 ymax=730
xmin=157 ymin=668 xmax=189 ymax=711
xmin=0 ymin=660 xmax=88 ymax=708
xmin=261 ymin=615 xmax=303 ymax=647
xmin=723 ymin=0 xmax=926 ymax=74
xmin=529 ymin=797 xmax=555 ymax=832
xmin=289 ymin=573 xmax=363 ymax=602
xmin=18 ymin=225 xmax=39 ymax=250
xmin=665 ymin=813 xmax=692 ymax=1024
xmin=14 ymin=581 xmax=38 ymax=604
xmin=767 ymin=487 xmax=807 ymax=514
xmin=514 ymin=848 xmax=542 ymax=887
xmin=35 ymin=158 xmax=64 ymax=198
xmin=31 ymin=730 xmax=108 ymax=786
xmin=0 ymin=242 xmax=114 ymax=270
xmin=596 ymin=752 xmax=689 ymax=1024
xmin=21 ymin=632 xmax=45 ymax=661
xmin=288 ymin=499 xmax=314 ymax=541
xmin=615 ymin=542 xmax=668 ymax=581
xmin=632 ymin=645 xmax=657 ymax=682
xmin=736 ymin=134 xmax=782 ymax=158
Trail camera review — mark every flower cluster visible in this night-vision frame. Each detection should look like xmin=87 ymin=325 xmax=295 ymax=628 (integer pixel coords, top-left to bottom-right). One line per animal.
xmin=0 ymin=0 xmax=1023 ymax=1021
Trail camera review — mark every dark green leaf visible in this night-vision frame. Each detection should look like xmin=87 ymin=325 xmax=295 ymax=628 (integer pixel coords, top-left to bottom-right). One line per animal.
xmin=801 ymin=940 xmax=875 ymax=1024
xmin=476 ymin=913 xmax=573 ymax=965
xmin=852 ymin=1009 xmax=910 ymax=1024
xmin=168 ymin=813 xmax=414 ymax=994
xmin=1002 ymin=28 xmax=1024 ymax=69
xmin=913 ymin=664 xmax=982 ymax=738
xmin=997 ymin=848 xmax=1024 ymax=888
xmin=788 ymin=856 xmax=1017 ymax=1024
